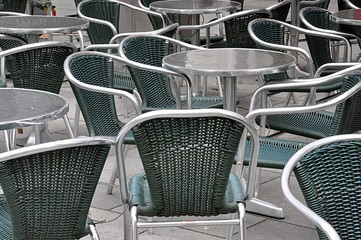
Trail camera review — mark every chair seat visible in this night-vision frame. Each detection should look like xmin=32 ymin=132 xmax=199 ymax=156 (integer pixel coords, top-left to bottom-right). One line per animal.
xmin=129 ymin=172 xmax=245 ymax=217
xmin=243 ymin=137 xmax=307 ymax=169
xmin=257 ymin=111 xmax=334 ymax=140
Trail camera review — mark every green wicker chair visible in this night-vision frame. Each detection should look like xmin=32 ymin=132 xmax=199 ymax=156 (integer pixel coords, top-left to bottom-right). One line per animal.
xmin=248 ymin=18 xmax=352 ymax=105
xmin=281 ymin=134 xmax=361 ymax=240
xmin=0 ymin=136 xmax=113 ymax=240
xmin=242 ymin=63 xmax=361 ymax=218
xmin=115 ymin=109 xmax=260 ymax=240
xmin=64 ymin=50 xmax=142 ymax=195
xmin=267 ymin=0 xmax=291 ymax=22
xmin=0 ymin=0 xmax=27 ymax=13
xmin=300 ymin=7 xmax=361 ymax=70
xmin=176 ymin=9 xmax=271 ymax=49
xmin=119 ymin=34 xmax=224 ymax=112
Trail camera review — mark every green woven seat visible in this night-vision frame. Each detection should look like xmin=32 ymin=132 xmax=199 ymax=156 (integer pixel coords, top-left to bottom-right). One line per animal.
xmin=0 ymin=0 xmax=27 ymax=12
xmin=282 ymin=134 xmax=361 ymax=240
xmin=115 ymin=109 xmax=260 ymax=239
xmin=0 ymin=137 xmax=113 ymax=240
xmin=120 ymin=35 xmax=224 ymax=111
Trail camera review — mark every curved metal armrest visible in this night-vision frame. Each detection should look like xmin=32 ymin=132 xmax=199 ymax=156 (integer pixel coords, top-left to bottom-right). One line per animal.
xmin=281 ymin=135 xmax=346 ymax=240
xmin=314 ymin=62 xmax=361 ymax=77
xmin=0 ymin=11 xmax=29 ymax=16
xmin=344 ymin=0 xmax=359 ymax=9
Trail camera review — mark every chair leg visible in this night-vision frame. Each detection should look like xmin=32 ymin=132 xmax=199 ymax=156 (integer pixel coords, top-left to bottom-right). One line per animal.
xmin=130 ymin=206 xmax=138 ymax=240
xmin=238 ymin=203 xmax=247 ymax=240
xmin=4 ymin=129 xmax=16 ymax=151
xmin=63 ymin=114 xmax=75 ymax=139
xmin=124 ymin=205 xmax=131 ymax=240
xmin=226 ymin=213 xmax=235 ymax=240
xmin=73 ymin=104 xmax=81 ymax=137
xmin=107 ymin=145 xmax=130 ymax=195
xmin=89 ymin=223 xmax=100 ymax=240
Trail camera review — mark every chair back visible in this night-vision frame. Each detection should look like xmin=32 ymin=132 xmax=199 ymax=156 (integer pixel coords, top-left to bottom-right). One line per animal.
xmin=0 ymin=0 xmax=27 ymax=13
xmin=267 ymin=0 xmax=291 ymax=22
xmin=282 ymin=134 xmax=361 ymax=240
xmin=3 ymin=41 xmax=76 ymax=94
xmin=116 ymin=109 xmax=260 ymax=216
xmin=300 ymin=7 xmax=336 ymax=71
xmin=120 ymin=35 xmax=180 ymax=111
xmin=299 ymin=0 xmax=330 ymax=11
xmin=78 ymin=0 xmax=120 ymax=44
xmin=65 ymin=52 xmax=128 ymax=137
xmin=139 ymin=0 xmax=178 ymax=30
xmin=0 ymin=137 xmax=112 ymax=239
xmin=223 ymin=9 xmax=271 ymax=48
xmin=330 ymin=74 xmax=361 ymax=135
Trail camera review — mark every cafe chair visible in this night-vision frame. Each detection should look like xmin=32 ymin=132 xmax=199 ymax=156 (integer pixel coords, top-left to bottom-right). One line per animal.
xmin=0 ymin=41 xmax=76 ymax=146
xmin=119 ymin=34 xmax=224 ymax=112
xmin=0 ymin=136 xmax=113 ymax=239
xmin=281 ymin=134 xmax=361 ymax=240
xmin=115 ymin=109 xmax=260 ymax=240
xmin=267 ymin=0 xmax=291 ymax=22
xmin=248 ymin=18 xmax=352 ymax=105
xmin=241 ymin=63 xmax=361 ymax=218
xmin=300 ymin=7 xmax=361 ymax=64
xmin=65 ymin=50 xmax=194 ymax=194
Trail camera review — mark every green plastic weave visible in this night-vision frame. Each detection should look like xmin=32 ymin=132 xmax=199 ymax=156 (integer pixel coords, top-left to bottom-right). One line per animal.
xmin=0 ymin=0 xmax=27 ymax=12
xmin=262 ymin=75 xmax=361 ymax=139
xmin=130 ymin=116 xmax=245 ymax=217
xmin=294 ymin=140 xmax=361 ymax=240
xmin=68 ymin=54 xmax=134 ymax=143
xmin=0 ymin=144 xmax=111 ymax=240
xmin=6 ymin=45 xmax=75 ymax=94
xmin=121 ymin=36 xmax=224 ymax=111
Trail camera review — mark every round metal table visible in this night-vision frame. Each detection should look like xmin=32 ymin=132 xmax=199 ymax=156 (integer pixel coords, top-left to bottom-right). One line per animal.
xmin=163 ymin=48 xmax=296 ymax=111
xmin=331 ymin=8 xmax=361 ymax=25
xmin=0 ymin=16 xmax=89 ymax=43
xmin=0 ymin=88 xmax=70 ymax=150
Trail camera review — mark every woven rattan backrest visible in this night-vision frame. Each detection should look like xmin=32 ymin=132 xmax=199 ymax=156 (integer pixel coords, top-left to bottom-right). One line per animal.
xmin=121 ymin=36 xmax=176 ymax=110
xmin=132 ymin=115 xmax=245 ymax=216
xmin=294 ymin=139 xmax=361 ymax=240
xmin=299 ymin=0 xmax=330 ymax=10
xmin=0 ymin=0 xmax=27 ymax=13
xmin=6 ymin=45 xmax=75 ymax=94
xmin=68 ymin=54 xmax=124 ymax=137
xmin=268 ymin=0 xmax=291 ymax=22
xmin=301 ymin=8 xmax=335 ymax=70
xmin=0 ymin=34 xmax=26 ymax=50
xmin=79 ymin=0 xmax=120 ymax=44
xmin=330 ymin=75 xmax=361 ymax=136
xmin=223 ymin=11 xmax=271 ymax=48
xmin=0 ymin=140 xmax=111 ymax=239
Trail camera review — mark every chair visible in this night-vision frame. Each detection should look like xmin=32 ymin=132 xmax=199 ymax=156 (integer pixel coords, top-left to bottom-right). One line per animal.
xmin=65 ymin=50 xmax=193 ymax=194
xmin=115 ymin=108 xmax=260 ymax=240
xmin=267 ymin=0 xmax=291 ymax=22
xmin=176 ymin=9 xmax=272 ymax=49
xmin=119 ymin=34 xmax=224 ymax=112
xmin=0 ymin=41 xmax=76 ymax=146
xmin=0 ymin=136 xmax=113 ymax=239
xmin=300 ymin=7 xmax=361 ymax=65
xmin=281 ymin=134 xmax=361 ymax=240
xmin=248 ymin=18 xmax=352 ymax=105
xmin=241 ymin=63 xmax=361 ymax=218
xmin=0 ymin=0 xmax=27 ymax=13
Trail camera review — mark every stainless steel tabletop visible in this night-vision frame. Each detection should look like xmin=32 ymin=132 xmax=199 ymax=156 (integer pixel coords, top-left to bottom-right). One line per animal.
xmin=163 ymin=48 xmax=296 ymax=111
xmin=150 ymin=0 xmax=241 ymax=15
xmin=332 ymin=9 xmax=361 ymax=25
xmin=0 ymin=88 xmax=69 ymax=130
xmin=0 ymin=16 xmax=89 ymax=35
xmin=163 ymin=48 xmax=296 ymax=77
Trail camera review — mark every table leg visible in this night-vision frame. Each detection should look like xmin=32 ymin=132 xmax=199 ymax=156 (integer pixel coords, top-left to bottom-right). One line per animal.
xmin=290 ymin=0 xmax=300 ymax=48
xmin=222 ymin=76 xmax=237 ymax=112
xmin=190 ymin=14 xmax=202 ymax=96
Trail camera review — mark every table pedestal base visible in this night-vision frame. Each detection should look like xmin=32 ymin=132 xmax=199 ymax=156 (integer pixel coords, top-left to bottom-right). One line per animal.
xmin=246 ymin=197 xmax=284 ymax=219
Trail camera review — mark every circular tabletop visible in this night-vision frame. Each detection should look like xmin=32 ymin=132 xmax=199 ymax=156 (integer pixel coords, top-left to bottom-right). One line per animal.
xmin=163 ymin=48 xmax=296 ymax=77
xmin=0 ymin=16 xmax=89 ymax=34
xmin=150 ymin=0 xmax=241 ymax=14
xmin=331 ymin=9 xmax=361 ymax=25
xmin=0 ymin=88 xmax=69 ymax=130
